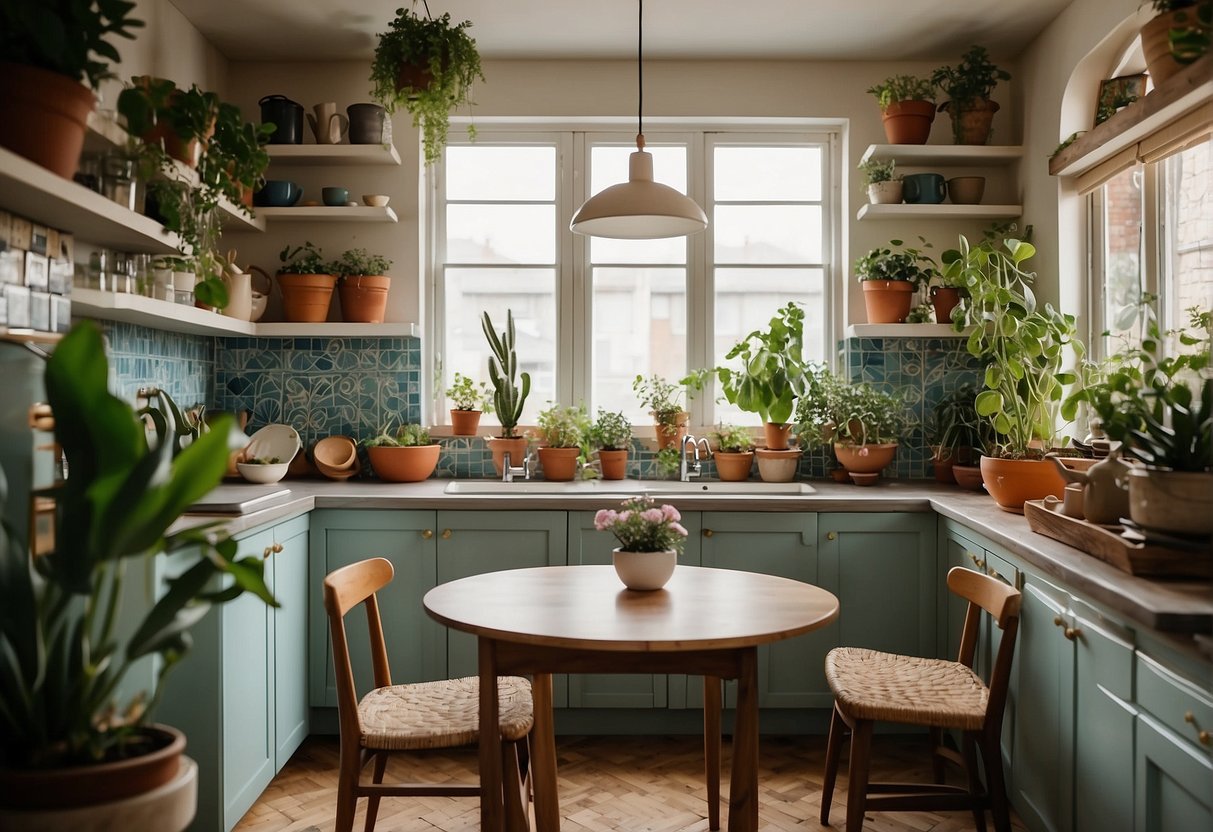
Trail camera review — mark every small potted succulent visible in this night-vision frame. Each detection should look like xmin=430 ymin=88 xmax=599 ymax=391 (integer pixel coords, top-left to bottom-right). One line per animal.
xmin=370 ymin=5 xmax=485 ymax=165
xmin=594 ymin=496 xmax=689 ymax=591
xmin=708 ymin=424 xmax=755 ymax=482
xmin=276 ymin=242 xmax=336 ymax=323
xmin=364 ymin=423 xmax=441 ymax=483
xmin=932 ymin=45 xmax=1011 ymax=144
xmin=854 ymin=238 xmax=936 ymax=324
xmin=535 ymin=403 xmax=590 ymax=482
xmin=858 ymin=157 xmax=902 ymax=205
xmin=482 ymin=310 xmax=532 ymax=475
xmin=1141 ymin=1 xmax=1212 ymax=85
xmin=332 ymin=248 xmax=393 ymax=323
xmin=632 ymin=372 xmax=707 ymax=450
xmin=589 ymin=409 xmax=633 ymax=480
xmin=867 ymin=74 xmax=936 ymax=144
xmin=448 ymin=372 xmax=493 ymax=435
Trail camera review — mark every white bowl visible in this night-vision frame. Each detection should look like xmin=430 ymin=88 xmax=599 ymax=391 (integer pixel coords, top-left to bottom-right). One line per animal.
xmin=244 ymin=424 xmax=301 ymax=465
xmin=362 ymin=194 xmax=390 ymax=207
xmin=237 ymin=461 xmax=290 ymax=484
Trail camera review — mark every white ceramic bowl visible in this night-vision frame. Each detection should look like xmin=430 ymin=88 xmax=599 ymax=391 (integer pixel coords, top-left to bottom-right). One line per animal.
xmin=244 ymin=424 xmax=301 ymax=466
xmin=362 ymin=194 xmax=390 ymax=207
xmin=237 ymin=461 xmax=290 ymax=484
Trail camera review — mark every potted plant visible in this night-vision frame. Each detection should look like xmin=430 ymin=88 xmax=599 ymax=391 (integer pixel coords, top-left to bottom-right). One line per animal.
xmin=799 ymin=371 xmax=908 ymax=485
xmin=364 ymin=423 xmax=441 ymax=483
xmin=370 ymin=5 xmax=485 ymax=165
xmin=482 ymin=309 xmax=532 ymax=475
xmin=1063 ymin=300 xmax=1211 ymax=535
xmin=594 ymin=496 xmax=689 ymax=591
xmin=867 ymin=74 xmax=937 ymax=144
xmin=276 ymin=242 xmax=337 ymax=323
xmin=855 ymin=238 xmax=936 ymax=324
xmin=632 ymin=372 xmax=707 ymax=450
xmin=708 ymin=424 xmax=755 ymax=482
xmin=448 ymin=372 xmax=493 ymax=436
xmin=1141 ymin=1 xmax=1212 ymax=85
xmin=946 ymin=234 xmax=1079 ymax=511
xmin=333 ymin=248 xmax=393 ymax=323
xmin=928 ymin=384 xmax=985 ymax=484
xmin=590 ymin=409 xmax=633 ymax=480
xmin=926 ymin=264 xmax=967 ymax=325
xmin=0 ymin=323 xmax=274 ymax=826
xmin=858 ymin=157 xmax=902 ymax=205
xmin=118 ymin=77 xmax=218 ymax=169
xmin=536 ymin=403 xmax=590 ymax=482
xmin=932 ymin=45 xmax=1012 ymax=144
xmin=0 ymin=1 xmax=142 ymax=178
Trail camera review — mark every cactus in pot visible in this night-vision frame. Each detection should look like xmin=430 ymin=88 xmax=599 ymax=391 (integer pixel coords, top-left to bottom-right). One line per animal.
xmin=481 ymin=310 xmax=532 ymax=476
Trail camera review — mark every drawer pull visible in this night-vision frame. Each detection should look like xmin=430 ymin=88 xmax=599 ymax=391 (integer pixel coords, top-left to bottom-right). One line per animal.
xmin=421 ymin=529 xmax=434 ymax=539
xmin=1053 ymin=615 xmax=1065 ymax=628
xmin=969 ymin=553 xmax=986 ymax=569
xmin=826 ymin=531 xmax=836 ymax=541
xmin=1184 ymin=712 xmax=1211 ymax=746
xmin=441 ymin=529 xmax=452 ymax=540
xmin=1063 ymin=627 xmax=1081 ymax=641
xmin=272 ymin=542 xmax=283 ymax=554
xmin=987 ymin=567 xmax=1002 ymax=582
xmin=263 ymin=546 xmax=273 ymax=559
xmin=703 ymin=529 xmax=714 ymax=538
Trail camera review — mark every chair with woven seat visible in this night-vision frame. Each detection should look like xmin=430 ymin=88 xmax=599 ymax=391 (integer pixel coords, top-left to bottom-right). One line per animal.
xmin=324 ymin=557 xmax=535 ymax=832
xmin=820 ymin=566 xmax=1021 ymax=832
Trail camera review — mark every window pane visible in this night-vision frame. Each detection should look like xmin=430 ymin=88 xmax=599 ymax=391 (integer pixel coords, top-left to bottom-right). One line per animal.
xmin=1100 ymin=165 xmax=1144 ymax=351
xmin=714 ymin=206 xmax=823 ymax=264
xmin=445 ymin=146 xmax=556 ymax=201
xmin=1163 ymin=138 xmax=1213 ymax=331
xmin=590 ymin=235 xmax=686 ymax=265
xmin=713 ymin=268 xmax=824 ymax=426
xmin=591 ymin=144 xmax=688 ymax=192
xmin=444 ymin=268 xmax=556 ymax=426
xmin=447 ymin=205 xmax=555 ymax=264
xmin=591 ymin=267 xmax=687 ymax=424
xmin=714 ymin=146 xmax=822 ymax=201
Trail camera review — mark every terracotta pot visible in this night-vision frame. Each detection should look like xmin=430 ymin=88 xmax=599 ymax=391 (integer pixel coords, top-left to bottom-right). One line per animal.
xmin=367 ymin=444 xmax=441 ymax=483
xmin=1142 ymin=8 xmax=1211 ymax=86
xmin=598 ymin=449 xmax=629 ymax=480
xmin=449 ymin=409 xmax=481 ymax=436
xmin=947 ymin=176 xmax=986 ymax=204
xmin=396 ymin=61 xmax=435 ymax=96
xmin=754 ymin=448 xmax=801 ymax=483
xmin=930 ymin=286 xmax=963 ymax=325
xmin=0 ymin=63 xmax=96 ymax=179
xmin=940 ymin=98 xmax=1000 ymax=145
xmin=487 ymin=436 xmax=528 ymax=477
xmin=276 ymin=272 xmax=336 ymax=323
xmin=338 ymin=275 xmax=390 ymax=323
xmin=763 ymin=422 xmax=793 ymax=451
xmin=867 ymin=180 xmax=904 ymax=204
xmin=829 ymin=467 xmax=851 ymax=484
xmin=880 ymin=99 xmax=936 ymax=144
xmin=834 ymin=442 xmax=898 ymax=476
xmin=613 ymin=548 xmax=677 ymax=591
xmin=714 ymin=450 xmax=755 ymax=482
xmin=979 ymin=455 xmax=1066 ymax=513
xmin=952 ymin=465 xmax=986 ymax=491
xmin=861 ymin=280 xmax=914 ymax=323
xmin=932 ymin=447 xmax=957 ymax=484
xmin=538 ymin=446 xmax=581 ymax=482
xmin=654 ymin=411 xmax=689 ymax=450
xmin=1127 ymin=468 xmax=1213 ymax=536
xmin=0 ymin=724 xmax=184 ymax=810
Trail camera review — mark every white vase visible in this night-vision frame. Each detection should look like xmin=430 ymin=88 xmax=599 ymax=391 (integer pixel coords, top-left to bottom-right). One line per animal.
xmin=867 ymin=180 xmax=904 ymax=204
xmin=612 ymin=548 xmax=677 ymax=591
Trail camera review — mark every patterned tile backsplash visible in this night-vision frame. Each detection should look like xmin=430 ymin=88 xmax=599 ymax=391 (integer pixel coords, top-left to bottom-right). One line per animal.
xmin=112 ymin=329 xmax=982 ymax=481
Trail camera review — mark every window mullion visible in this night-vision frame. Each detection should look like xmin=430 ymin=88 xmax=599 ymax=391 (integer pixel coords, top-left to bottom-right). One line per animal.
xmin=565 ymin=132 xmax=585 ymax=407
xmin=691 ymin=131 xmax=712 ymax=428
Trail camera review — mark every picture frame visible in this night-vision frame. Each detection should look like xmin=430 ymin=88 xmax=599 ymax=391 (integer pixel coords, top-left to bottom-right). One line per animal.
xmin=1095 ymin=74 xmax=1147 ymax=126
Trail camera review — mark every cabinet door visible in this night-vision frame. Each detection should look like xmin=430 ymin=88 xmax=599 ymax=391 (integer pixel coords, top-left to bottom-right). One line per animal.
xmin=308 ymin=510 xmax=442 ymax=708
xmin=435 ymin=510 xmax=567 ymax=704
xmin=271 ymin=515 xmax=310 ymax=771
xmin=1136 ymin=712 xmax=1213 ymax=831
xmin=982 ymin=549 xmax=1021 ymax=785
xmin=699 ymin=512 xmax=820 ymax=708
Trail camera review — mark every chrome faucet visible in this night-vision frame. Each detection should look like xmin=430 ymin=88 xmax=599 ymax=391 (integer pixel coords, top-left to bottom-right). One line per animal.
xmin=502 ymin=449 xmax=533 ymax=483
xmin=679 ymin=434 xmax=712 ymax=482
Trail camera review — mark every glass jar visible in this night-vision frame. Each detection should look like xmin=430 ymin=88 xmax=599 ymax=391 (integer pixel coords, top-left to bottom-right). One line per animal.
xmin=103 ymin=153 xmax=137 ymax=212
xmin=74 ymin=153 xmax=104 ymax=194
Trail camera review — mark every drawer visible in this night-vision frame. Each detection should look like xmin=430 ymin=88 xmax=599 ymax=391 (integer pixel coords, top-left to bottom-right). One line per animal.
xmin=1137 ymin=652 xmax=1213 ymax=756
xmin=983 ymin=549 xmax=1020 ymax=590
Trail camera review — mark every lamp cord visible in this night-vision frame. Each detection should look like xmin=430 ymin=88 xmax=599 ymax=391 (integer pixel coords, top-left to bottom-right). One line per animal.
xmin=637 ymin=0 xmax=643 ymax=144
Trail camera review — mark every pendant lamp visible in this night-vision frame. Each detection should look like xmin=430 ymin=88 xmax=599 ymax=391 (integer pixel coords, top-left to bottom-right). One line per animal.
xmin=569 ymin=0 xmax=707 ymax=239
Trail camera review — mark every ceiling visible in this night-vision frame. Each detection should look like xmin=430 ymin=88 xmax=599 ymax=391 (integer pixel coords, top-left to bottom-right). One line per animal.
xmin=169 ymin=0 xmax=1077 ymax=63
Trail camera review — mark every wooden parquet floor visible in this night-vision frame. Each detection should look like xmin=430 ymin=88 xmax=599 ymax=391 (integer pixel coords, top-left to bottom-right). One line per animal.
xmin=235 ymin=734 xmax=1028 ymax=832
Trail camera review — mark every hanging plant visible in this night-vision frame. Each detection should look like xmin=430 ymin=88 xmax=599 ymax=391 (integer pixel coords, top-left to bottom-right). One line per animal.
xmin=369 ymin=4 xmax=484 ymax=165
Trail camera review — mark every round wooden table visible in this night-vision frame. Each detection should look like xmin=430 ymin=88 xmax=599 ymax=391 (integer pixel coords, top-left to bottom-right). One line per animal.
xmin=423 ymin=564 xmax=840 ymax=832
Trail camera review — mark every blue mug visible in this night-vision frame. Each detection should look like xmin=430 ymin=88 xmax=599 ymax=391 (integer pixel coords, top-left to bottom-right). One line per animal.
xmin=322 ymin=187 xmax=349 ymax=206
xmin=903 ymin=173 xmax=947 ymax=205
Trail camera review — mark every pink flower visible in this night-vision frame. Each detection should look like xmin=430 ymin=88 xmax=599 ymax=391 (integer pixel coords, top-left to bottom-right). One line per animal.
xmin=858 ymin=446 xmax=870 ymax=457
xmin=618 ymin=510 xmax=632 ymax=523
xmin=594 ymin=509 xmax=617 ymax=531
xmin=661 ymin=504 xmax=681 ymax=522
xmin=670 ymin=522 xmax=688 ymax=537
xmin=641 ymin=508 xmax=664 ymax=524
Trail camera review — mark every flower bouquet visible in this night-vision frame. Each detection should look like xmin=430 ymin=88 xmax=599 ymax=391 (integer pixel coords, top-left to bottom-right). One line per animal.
xmin=594 ymin=496 xmax=688 ymax=590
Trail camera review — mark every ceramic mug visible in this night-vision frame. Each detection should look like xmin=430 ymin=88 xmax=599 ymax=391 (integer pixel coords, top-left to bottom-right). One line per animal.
xmin=903 ymin=172 xmax=947 ymax=204
xmin=322 ymin=187 xmax=349 ymax=206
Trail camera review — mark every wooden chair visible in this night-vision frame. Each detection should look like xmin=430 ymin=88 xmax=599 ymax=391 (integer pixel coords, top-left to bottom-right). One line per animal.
xmin=323 ymin=557 xmax=535 ymax=832
xmin=820 ymin=566 xmax=1021 ymax=832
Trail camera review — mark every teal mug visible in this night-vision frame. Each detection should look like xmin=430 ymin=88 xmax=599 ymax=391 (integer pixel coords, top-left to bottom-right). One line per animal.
xmin=903 ymin=173 xmax=947 ymax=205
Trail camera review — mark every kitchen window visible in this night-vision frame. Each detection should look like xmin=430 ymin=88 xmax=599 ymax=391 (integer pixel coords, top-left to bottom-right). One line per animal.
xmin=431 ymin=123 xmax=839 ymax=429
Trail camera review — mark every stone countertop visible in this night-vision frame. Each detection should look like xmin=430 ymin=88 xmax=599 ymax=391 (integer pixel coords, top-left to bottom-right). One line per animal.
xmin=177 ymin=478 xmax=1213 ymax=642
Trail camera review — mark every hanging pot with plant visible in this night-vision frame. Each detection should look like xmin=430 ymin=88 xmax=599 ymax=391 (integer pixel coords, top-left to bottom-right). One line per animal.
xmin=867 ymin=74 xmax=937 ymax=144
xmin=855 ymin=238 xmax=936 ymax=324
xmin=333 ymin=248 xmax=392 ymax=323
xmin=1141 ymin=1 xmax=1212 ymax=85
xmin=932 ymin=45 xmax=1011 ymax=145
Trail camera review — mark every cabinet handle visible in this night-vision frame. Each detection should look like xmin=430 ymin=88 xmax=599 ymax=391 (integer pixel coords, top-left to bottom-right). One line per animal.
xmin=703 ymin=529 xmax=714 ymax=538
xmin=826 ymin=531 xmax=836 ymax=541
xmin=272 ymin=542 xmax=283 ymax=554
xmin=1053 ymin=615 xmax=1065 ymax=628
xmin=441 ymin=529 xmax=452 ymax=539
xmin=1063 ymin=627 xmax=1081 ymax=641
xmin=421 ymin=529 xmax=434 ymax=539
xmin=987 ymin=567 xmax=1002 ymax=582
xmin=969 ymin=553 xmax=986 ymax=569
xmin=262 ymin=546 xmax=273 ymax=559
xmin=1184 ymin=712 xmax=1211 ymax=746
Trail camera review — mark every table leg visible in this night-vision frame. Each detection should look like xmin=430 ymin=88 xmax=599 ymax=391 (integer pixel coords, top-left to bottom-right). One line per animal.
xmin=728 ymin=648 xmax=759 ymax=832
xmin=530 ymin=672 xmax=560 ymax=832
xmin=479 ymin=637 xmax=504 ymax=832
xmin=704 ymin=676 xmax=721 ymax=830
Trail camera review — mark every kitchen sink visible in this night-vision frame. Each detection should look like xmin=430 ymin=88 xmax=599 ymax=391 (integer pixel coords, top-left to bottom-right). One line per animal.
xmin=443 ymin=479 xmax=816 ymax=495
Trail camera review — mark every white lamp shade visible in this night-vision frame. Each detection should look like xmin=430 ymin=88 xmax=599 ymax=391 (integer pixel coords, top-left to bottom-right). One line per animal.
xmin=570 ymin=149 xmax=708 ymax=239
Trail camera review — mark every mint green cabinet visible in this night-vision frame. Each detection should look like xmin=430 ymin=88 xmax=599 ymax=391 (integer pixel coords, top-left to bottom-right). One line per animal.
xmin=272 ymin=520 xmax=310 ymax=771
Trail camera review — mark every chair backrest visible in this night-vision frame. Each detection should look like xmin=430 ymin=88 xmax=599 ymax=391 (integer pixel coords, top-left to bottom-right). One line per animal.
xmin=947 ymin=565 xmax=1021 ymax=732
xmin=323 ymin=557 xmax=396 ymax=736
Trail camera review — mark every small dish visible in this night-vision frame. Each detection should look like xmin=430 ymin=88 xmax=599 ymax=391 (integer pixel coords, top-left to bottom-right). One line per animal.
xmin=237 ymin=461 xmax=290 ymax=484
xmin=346 ymin=201 xmax=359 ymax=207
xmin=244 ymin=424 xmax=301 ymax=466
xmin=362 ymin=194 xmax=390 ymax=207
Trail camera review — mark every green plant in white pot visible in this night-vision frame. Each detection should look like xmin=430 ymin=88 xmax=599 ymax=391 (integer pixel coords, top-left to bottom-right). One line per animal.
xmin=858 ymin=157 xmax=902 ymax=205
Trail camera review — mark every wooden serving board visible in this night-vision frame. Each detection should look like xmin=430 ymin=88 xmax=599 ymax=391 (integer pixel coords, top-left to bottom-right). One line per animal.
xmin=1024 ymin=500 xmax=1213 ymax=578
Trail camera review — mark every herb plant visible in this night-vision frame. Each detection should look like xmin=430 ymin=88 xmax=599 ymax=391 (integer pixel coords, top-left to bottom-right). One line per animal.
xmin=796 ymin=370 xmax=907 ymax=447
xmin=536 ymin=403 xmax=590 ymax=449
xmin=0 ymin=0 xmax=144 ymax=88
xmin=866 ymin=74 xmax=935 ymax=109
xmin=709 ymin=424 xmax=755 ymax=453
xmin=332 ymin=248 xmax=393 ymax=278
xmin=855 ymin=238 xmax=936 ymax=286
xmin=449 ymin=372 xmax=492 ymax=412
xmin=590 ymin=409 xmax=633 ymax=451
xmin=858 ymin=158 xmax=898 ymax=186
xmin=363 ymin=423 xmax=432 ymax=447
xmin=929 ymin=384 xmax=987 ymax=464
xmin=932 ymin=45 xmax=1011 ymax=107
xmin=715 ymin=302 xmax=808 ymax=426
xmin=278 ymin=242 xmax=332 ymax=275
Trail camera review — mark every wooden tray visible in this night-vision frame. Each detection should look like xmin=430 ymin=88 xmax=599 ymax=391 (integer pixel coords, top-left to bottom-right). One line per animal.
xmin=1024 ymin=500 xmax=1213 ymax=578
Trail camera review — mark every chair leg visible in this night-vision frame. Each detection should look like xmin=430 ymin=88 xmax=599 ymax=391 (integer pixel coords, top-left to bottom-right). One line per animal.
xmin=363 ymin=751 xmax=389 ymax=832
xmin=503 ymin=739 xmax=531 ymax=832
xmin=980 ymin=732 xmax=1013 ymax=832
xmin=962 ymin=734 xmax=987 ymax=832
xmin=929 ymin=727 xmax=947 ymax=784
xmin=820 ymin=704 xmax=845 ymax=825
xmin=334 ymin=744 xmax=362 ymax=832
xmin=844 ymin=719 xmax=873 ymax=832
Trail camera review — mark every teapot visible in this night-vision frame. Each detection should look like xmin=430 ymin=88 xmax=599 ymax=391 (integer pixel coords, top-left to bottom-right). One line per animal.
xmin=1048 ymin=449 xmax=1133 ymax=525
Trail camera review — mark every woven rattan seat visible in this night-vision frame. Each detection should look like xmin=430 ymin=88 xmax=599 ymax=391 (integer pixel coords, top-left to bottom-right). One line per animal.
xmin=820 ymin=567 xmax=1022 ymax=832
xmin=824 ymin=647 xmax=989 ymax=731
xmin=360 ymin=676 xmax=534 ymax=750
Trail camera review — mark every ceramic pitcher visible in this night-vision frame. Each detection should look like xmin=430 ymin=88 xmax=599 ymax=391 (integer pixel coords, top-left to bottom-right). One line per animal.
xmin=307 ymin=102 xmax=349 ymax=144
xmin=222 ymin=270 xmax=253 ymax=322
